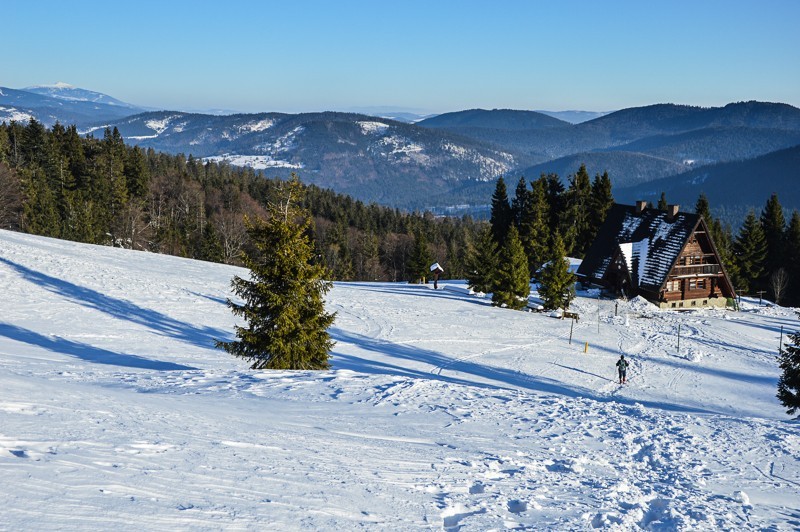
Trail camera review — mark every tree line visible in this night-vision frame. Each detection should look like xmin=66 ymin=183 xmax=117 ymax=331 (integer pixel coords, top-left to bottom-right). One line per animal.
xmin=2 ymin=119 xmax=800 ymax=308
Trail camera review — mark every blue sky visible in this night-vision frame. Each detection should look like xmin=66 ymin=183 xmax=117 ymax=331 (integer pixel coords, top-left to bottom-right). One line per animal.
xmin=4 ymin=0 xmax=799 ymax=114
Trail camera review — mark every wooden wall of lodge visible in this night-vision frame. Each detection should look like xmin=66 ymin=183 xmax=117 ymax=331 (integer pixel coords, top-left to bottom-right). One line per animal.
xmin=661 ymin=234 xmax=724 ymax=302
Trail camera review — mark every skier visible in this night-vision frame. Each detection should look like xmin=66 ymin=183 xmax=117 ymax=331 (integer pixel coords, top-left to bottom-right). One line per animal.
xmin=616 ymin=354 xmax=629 ymax=384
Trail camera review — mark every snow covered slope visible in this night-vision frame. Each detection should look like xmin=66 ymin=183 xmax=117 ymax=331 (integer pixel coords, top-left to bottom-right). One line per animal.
xmin=0 ymin=229 xmax=798 ymax=530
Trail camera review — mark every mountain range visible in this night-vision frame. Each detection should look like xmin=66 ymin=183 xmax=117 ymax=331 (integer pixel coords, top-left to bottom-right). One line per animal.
xmin=2 ymin=84 xmax=800 ymax=217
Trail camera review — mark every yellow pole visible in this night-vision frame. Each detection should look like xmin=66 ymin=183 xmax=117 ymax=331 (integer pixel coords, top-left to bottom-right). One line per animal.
xmin=584 ymin=342 xmax=588 ymax=353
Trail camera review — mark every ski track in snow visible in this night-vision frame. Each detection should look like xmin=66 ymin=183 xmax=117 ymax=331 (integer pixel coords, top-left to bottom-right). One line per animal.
xmin=1 ymin=229 xmax=799 ymax=530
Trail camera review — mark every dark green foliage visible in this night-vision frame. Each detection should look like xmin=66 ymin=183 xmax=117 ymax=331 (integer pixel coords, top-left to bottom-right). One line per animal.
xmin=491 ymin=225 xmax=530 ymax=309
xmin=657 ymin=192 xmax=668 ymax=211
xmin=538 ymin=233 xmax=575 ymax=310
xmin=465 ymin=225 xmax=498 ymax=294
xmin=695 ymin=193 xmax=711 ymax=222
xmin=216 ymin=175 xmax=335 ymax=370
xmin=587 ymin=170 xmax=614 ymax=246
xmin=408 ymin=231 xmax=434 ymax=283
xmin=784 ymin=212 xmax=800 ymax=306
xmin=778 ymin=328 xmax=800 ymax=416
xmin=490 ymin=177 xmax=513 ymax=245
xmin=518 ymin=176 xmax=550 ymax=276
xmin=732 ymin=211 xmax=767 ymax=293
xmin=760 ymin=193 xmax=786 ymax=281
xmin=561 ymin=164 xmax=593 ymax=257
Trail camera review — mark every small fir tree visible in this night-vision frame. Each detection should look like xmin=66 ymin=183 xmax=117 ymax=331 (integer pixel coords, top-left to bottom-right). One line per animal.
xmin=490 ymin=176 xmax=513 ymax=245
xmin=657 ymin=192 xmax=668 ymax=211
xmin=216 ymin=175 xmax=335 ymax=370
xmin=538 ymin=233 xmax=575 ymax=310
xmin=465 ymin=225 xmax=498 ymax=294
xmin=778 ymin=327 xmax=800 ymax=416
xmin=732 ymin=210 xmax=767 ymax=294
xmin=408 ymin=230 xmax=434 ymax=283
xmin=695 ymin=193 xmax=711 ymax=223
xmin=491 ymin=225 xmax=530 ymax=309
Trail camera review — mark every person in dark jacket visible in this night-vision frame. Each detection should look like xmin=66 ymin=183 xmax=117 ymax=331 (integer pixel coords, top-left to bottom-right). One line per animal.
xmin=616 ymin=355 xmax=629 ymax=384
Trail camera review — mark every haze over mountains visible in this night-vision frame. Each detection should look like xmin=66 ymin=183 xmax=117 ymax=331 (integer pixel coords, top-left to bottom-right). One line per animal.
xmin=2 ymin=83 xmax=799 ymax=218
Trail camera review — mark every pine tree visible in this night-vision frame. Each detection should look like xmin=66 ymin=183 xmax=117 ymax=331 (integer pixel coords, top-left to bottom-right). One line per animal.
xmin=587 ymin=170 xmax=614 ymax=245
xmin=695 ymin=193 xmax=711 ymax=223
xmin=561 ymin=164 xmax=592 ymax=257
xmin=519 ymin=176 xmax=550 ymax=277
xmin=490 ymin=177 xmax=513 ymax=245
xmin=408 ymin=230 xmax=433 ymax=283
xmin=491 ymin=225 xmax=530 ymax=309
xmin=732 ymin=210 xmax=767 ymax=294
xmin=784 ymin=211 xmax=800 ymax=306
xmin=465 ymin=225 xmax=498 ymax=294
xmin=538 ymin=232 xmax=575 ymax=310
xmin=778 ymin=328 xmax=800 ymax=416
xmin=511 ymin=176 xmax=530 ymax=228
xmin=216 ymin=175 xmax=335 ymax=370
xmin=760 ymin=193 xmax=786 ymax=283
xmin=657 ymin=192 xmax=668 ymax=211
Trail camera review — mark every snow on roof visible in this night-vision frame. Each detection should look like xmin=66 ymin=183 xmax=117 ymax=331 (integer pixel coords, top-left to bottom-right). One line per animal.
xmin=577 ymin=204 xmax=699 ymax=292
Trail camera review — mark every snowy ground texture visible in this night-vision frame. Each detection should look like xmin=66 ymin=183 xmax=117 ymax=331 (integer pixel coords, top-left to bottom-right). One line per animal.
xmin=1 ymin=229 xmax=799 ymax=531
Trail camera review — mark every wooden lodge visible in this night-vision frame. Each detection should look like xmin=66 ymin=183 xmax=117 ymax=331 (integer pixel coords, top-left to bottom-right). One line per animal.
xmin=576 ymin=201 xmax=735 ymax=309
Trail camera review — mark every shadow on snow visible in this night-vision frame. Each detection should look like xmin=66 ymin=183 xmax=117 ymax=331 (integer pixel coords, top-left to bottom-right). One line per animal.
xmin=0 ymin=256 xmax=228 ymax=350
xmin=0 ymin=322 xmax=195 ymax=370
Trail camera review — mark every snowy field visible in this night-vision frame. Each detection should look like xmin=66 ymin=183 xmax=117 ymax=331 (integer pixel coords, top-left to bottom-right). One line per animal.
xmin=0 ymin=229 xmax=798 ymax=530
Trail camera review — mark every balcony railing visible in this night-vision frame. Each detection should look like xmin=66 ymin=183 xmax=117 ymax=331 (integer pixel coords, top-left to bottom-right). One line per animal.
xmin=673 ymin=264 xmax=721 ymax=276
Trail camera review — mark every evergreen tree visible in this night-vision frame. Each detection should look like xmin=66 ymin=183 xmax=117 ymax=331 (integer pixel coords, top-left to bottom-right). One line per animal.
xmin=695 ymin=193 xmax=711 ymax=223
xmin=561 ymin=164 xmax=592 ymax=257
xmin=538 ymin=232 xmax=575 ymax=310
xmin=760 ymin=193 xmax=786 ymax=282
xmin=490 ymin=177 xmax=513 ymax=245
xmin=464 ymin=225 xmax=498 ymax=294
xmin=784 ymin=212 xmax=800 ymax=306
xmin=408 ymin=230 xmax=434 ymax=283
xmin=657 ymin=192 xmax=668 ymax=211
xmin=732 ymin=210 xmax=767 ymax=294
xmin=216 ymin=175 xmax=335 ymax=370
xmin=511 ymin=176 xmax=530 ymax=228
xmin=519 ymin=176 xmax=550 ymax=277
xmin=544 ymin=173 xmax=565 ymax=231
xmin=587 ymin=170 xmax=614 ymax=245
xmin=778 ymin=328 xmax=800 ymax=416
xmin=491 ymin=225 xmax=530 ymax=310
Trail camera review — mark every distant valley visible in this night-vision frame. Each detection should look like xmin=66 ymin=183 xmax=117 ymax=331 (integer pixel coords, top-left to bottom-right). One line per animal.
xmin=2 ymin=84 xmax=800 ymax=217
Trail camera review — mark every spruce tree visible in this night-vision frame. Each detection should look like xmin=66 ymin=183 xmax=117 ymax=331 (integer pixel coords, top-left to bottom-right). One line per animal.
xmin=511 ymin=176 xmax=530 ymax=228
xmin=732 ymin=210 xmax=767 ymax=294
xmin=657 ymin=192 xmax=668 ymax=211
xmin=519 ymin=176 xmax=550 ymax=277
xmin=465 ymin=225 xmax=498 ymax=294
xmin=408 ymin=230 xmax=433 ymax=283
xmin=784 ymin=211 xmax=800 ymax=306
xmin=492 ymin=225 xmax=530 ymax=309
xmin=490 ymin=177 xmax=513 ymax=245
xmin=587 ymin=170 xmax=614 ymax=244
xmin=760 ymin=193 xmax=786 ymax=282
xmin=695 ymin=193 xmax=711 ymax=223
xmin=561 ymin=164 xmax=592 ymax=257
xmin=216 ymin=175 xmax=335 ymax=370
xmin=778 ymin=328 xmax=800 ymax=416
xmin=538 ymin=233 xmax=575 ymax=310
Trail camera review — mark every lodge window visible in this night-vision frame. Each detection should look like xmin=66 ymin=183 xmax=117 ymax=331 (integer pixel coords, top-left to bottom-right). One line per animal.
xmin=697 ymin=279 xmax=706 ymax=290
xmin=666 ymin=280 xmax=680 ymax=292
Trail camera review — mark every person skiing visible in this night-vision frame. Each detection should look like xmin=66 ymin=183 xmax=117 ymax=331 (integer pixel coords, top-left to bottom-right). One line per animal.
xmin=616 ymin=354 xmax=629 ymax=384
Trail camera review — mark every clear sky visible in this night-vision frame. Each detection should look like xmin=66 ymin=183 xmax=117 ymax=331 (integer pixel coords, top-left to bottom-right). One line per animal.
xmin=3 ymin=0 xmax=799 ymax=114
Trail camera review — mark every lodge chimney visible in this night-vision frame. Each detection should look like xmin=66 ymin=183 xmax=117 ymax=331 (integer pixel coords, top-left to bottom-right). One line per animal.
xmin=667 ymin=204 xmax=680 ymax=221
xmin=635 ymin=200 xmax=647 ymax=214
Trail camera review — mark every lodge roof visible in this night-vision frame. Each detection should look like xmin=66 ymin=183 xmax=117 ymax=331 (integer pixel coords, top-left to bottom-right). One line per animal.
xmin=577 ymin=203 xmax=701 ymax=293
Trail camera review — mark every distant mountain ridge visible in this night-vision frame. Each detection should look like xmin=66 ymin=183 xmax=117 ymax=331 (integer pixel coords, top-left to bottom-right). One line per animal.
xmin=3 ymin=83 xmax=800 ymax=214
